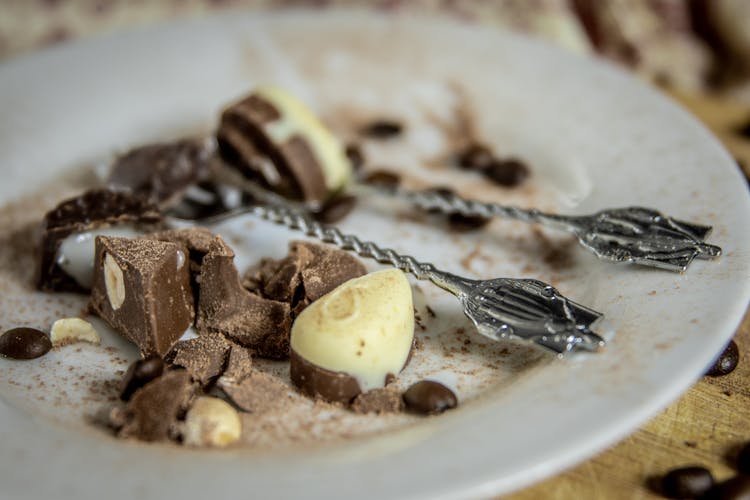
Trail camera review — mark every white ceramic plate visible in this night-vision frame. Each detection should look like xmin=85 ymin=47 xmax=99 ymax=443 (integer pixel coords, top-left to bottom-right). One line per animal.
xmin=1 ymin=10 xmax=749 ymax=500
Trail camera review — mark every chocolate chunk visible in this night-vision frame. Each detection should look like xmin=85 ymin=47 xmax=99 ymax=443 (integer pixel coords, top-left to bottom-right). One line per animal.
xmin=706 ymin=340 xmax=739 ymax=376
xmin=457 ymin=143 xmax=495 ymax=171
xmin=196 ymin=237 xmax=292 ymax=359
xmin=738 ymin=442 xmax=750 ymax=474
xmin=350 ymin=386 xmax=404 ymax=414
xmin=107 ymin=139 xmax=214 ymax=208
xmin=217 ymin=93 xmax=329 ymax=204
xmin=362 ymin=169 xmax=401 ymax=189
xmin=37 ymin=189 xmax=161 ymax=292
xmin=312 ymin=195 xmax=357 ymax=224
xmin=345 ymin=143 xmax=365 ymax=172
xmin=219 ymin=369 xmax=291 ymax=413
xmin=115 ymin=369 xmax=195 ymax=442
xmin=290 ymin=347 xmax=361 ymax=404
xmin=704 ymin=475 xmax=750 ymax=500
xmin=243 ymin=241 xmax=366 ymax=313
xmin=89 ymin=236 xmax=194 ymax=357
xmin=119 ymin=355 xmax=165 ymax=401
xmin=0 ymin=327 xmax=51 ymax=360
xmin=169 ymin=334 xmax=232 ymax=386
xmin=483 ymin=158 xmax=530 ymax=187
xmin=360 ymin=120 xmax=403 ymax=139
xmin=219 ymin=343 xmax=254 ymax=384
xmin=660 ymin=466 xmax=714 ymax=499
xmin=403 ymin=380 xmax=458 ymax=415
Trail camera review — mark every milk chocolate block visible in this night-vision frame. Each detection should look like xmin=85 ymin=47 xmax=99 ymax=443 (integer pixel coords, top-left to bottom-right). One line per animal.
xmin=196 ymin=237 xmax=292 ymax=359
xmin=217 ymin=86 xmax=351 ymax=205
xmin=38 ymin=189 xmax=161 ymax=292
xmin=90 ymin=236 xmax=194 ymax=357
xmin=107 ymin=139 xmax=214 ymax=208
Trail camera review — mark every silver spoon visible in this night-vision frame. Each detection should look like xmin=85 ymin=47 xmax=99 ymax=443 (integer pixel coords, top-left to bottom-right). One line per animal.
xmin=353 ymin=184 xmax=722 ymax=273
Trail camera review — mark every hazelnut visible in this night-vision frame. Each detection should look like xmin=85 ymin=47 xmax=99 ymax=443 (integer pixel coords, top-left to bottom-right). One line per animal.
xmin=183 ymin=397 xmax=241 ymax=447
xmin=103 ymin=253 xmax=125 ymax=310
xmin=50 ymin=318 xmax=101 ymax=346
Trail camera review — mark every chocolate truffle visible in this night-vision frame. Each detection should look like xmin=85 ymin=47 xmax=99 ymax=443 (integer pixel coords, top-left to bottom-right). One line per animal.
xmin=290 ymin=269 xmax=414 ymax=403
xmin=89 ymin=236 xmax=194 ymax=357
xmin=195 ymin=237 xmax=292 ymax=359
xmin=37 ymin=189 xmax=161 ymax=292
xmin=107 ymin=139 xmax=214 ymax=208
xmin=217 ymin=86 xmax=351 ymax=205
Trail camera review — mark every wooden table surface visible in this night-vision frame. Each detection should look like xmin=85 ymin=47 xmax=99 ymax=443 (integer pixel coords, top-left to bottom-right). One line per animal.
xmin=507 ymin=92 xmax=750 ymax=500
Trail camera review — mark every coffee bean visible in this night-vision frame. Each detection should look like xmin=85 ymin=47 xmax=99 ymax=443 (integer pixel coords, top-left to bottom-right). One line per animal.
xmin=360 ymin=120 xmax=403 ymax=139
xmin=483 ymin=158 xmax=530 ymax=187
xmin=119 ymin=355 xmax=165 ymax=401
xmin=706 ymin=340 xmax=739 ymax=377
xmin=0 ymin=327 xmax=51 ymax=360
xmin=403 ymin=380 xmax=458 ymax=415
xmin=660 ymin=466 xmax=714 ymax=498
xmin=737 ymin=442 xmax=750 ymax=474
xmin=313 ymin=195 xmax=357 ymax=224
xmin=704 ymin=475 xmax=750 ymax=500
xmin=362 ymin=169 xmax=401 ymax=189
xmin=448 ymin=213 xmax=491 ymax=232
xmin=457 ymin=143 xmax=494 ymax=171
xmin=345 ymin=143 xmax=365 ymax=172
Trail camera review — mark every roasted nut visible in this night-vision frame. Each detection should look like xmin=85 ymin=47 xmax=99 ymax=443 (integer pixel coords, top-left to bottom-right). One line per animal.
xmin=104 ymin=253 xmax=125 ymax=310
xmin=183 ymin=396 xmax=241 ymax=447
xmin=50 ymin=318 xmax=101 ymax=346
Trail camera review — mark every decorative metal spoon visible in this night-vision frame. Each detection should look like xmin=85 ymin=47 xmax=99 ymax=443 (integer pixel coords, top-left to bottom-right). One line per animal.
xmin=355 ymin=184 xmax=722 ymax=273
xmin=173 ymin=169 xmax=605 ymax=355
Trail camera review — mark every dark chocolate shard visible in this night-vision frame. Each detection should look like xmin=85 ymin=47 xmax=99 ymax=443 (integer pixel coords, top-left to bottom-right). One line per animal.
xmin=37 ymin=189 xmax=161 ymax=292
xmin=115 ymin=369 xmax=195 ymax=442
xmin=169 ymin=334 xmax=232 ymax=386
xmin=196 ymin=236 xmax=292 ymax=359
xmin=89 ymin=236 xmax=194 ymax=357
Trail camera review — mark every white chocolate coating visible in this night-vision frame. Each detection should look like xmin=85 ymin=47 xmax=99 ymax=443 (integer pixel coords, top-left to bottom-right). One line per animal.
xmin=255 ymin=86 xmax=351 ymax=195
xmin=290 ymin=269 xmax=414 ymax=391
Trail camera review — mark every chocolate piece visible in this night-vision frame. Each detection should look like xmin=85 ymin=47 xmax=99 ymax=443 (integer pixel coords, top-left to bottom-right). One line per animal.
xmin=219 ymin=369 xmax=291 ymax=413
xmin=362 ymin=169 xmax=401 ymax=189
xmin=169 ymin=334 xmax=232 ymax=385
xmin=0 ymin=327 xmax=51 ymax=360
xmin=706 ymin=340 xmax=739 ymax=376
xmin=119 ymin=355 xmax=165 ymax=401
xmin=217 ymin=87 xmax=351 ymax=205
xmin=243 ymin=241 xmax=366 ymax=313
xmin=403 ymin=380 xmax=458 ymax=415
xmin=289 ymin=269 xmax=414 ymax=403
xmin=196 ymin=236 xmax=291 ymax=359
xmin=312 ymin=195 xmax=357 ymax=224
xmin=483 ymin=158 xmax=530 ymax=187
xmin=107 ymin=139 xmax=213 ymax=207
xmin=660 ymin=466 xmax=714 ymax=499
xmin=448 ymin=213 xmax=492 ymax=232
xmin=350 ymin=386 xmax=404 ymax=414
xmin=738 ymin=442 xmax=750 ymax=474
xmin=37 ymin=189 xmax=161 ymax=292
xmin=219 ymin=343 xmax=254 ymax=384
xmin=89 ymin=236 xmax=194 ymax=357
xmin=360 ymin=120 xmax=403 ymax=139
xmin=290 ymin=347 xmax=362 ymax=404
xmin=345 ymin=143 xmax=365 ymax=172
xmin=115 ymin=369 xmax=194 ymax=442
xmin=705 ymin=475 xmax=750 ymax=500
xmin=166 ymin=181 xmax=248 ymax=221
xmin=457 ymin=143 xmax=495 ymax=171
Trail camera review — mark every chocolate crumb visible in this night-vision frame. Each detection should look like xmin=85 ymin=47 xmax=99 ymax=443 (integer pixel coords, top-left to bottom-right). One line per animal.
xmin=345 ymin=143 xmax=365 ymax=172
xmin=169 ymin=334 xmax=232 ymax=386
xmin=362 ymin=169 xmax=401 ymax=189
xmin=456 ymin=143 xmax=495 ymax=171
xmin=350 ymin=386 xmax=404 ymax=414
xmin=360 ymin=120 xmax=403 ymax=139
xmin=483 ymin=158 xmax=530 ymax=187
xmin=448 ymin=213 xmax=491 ymax=232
